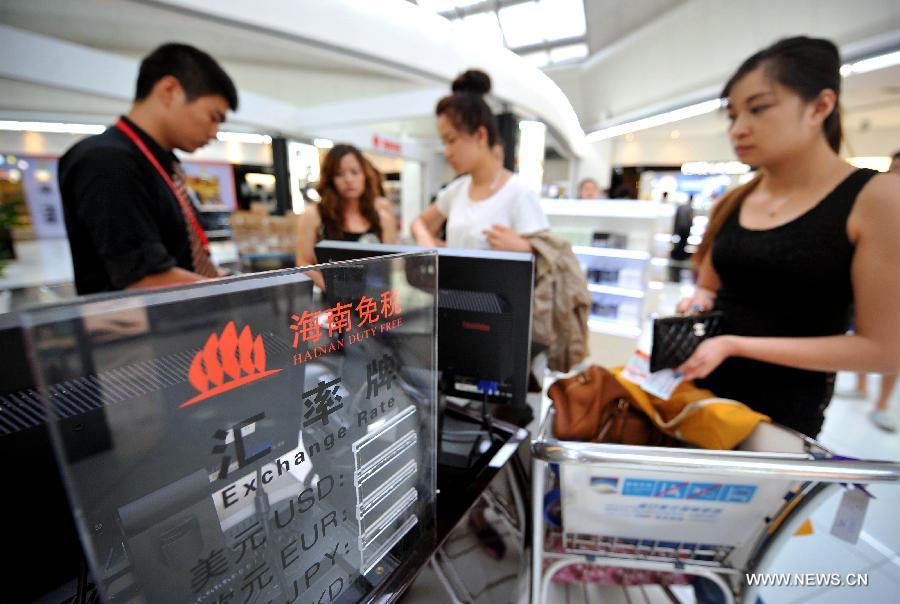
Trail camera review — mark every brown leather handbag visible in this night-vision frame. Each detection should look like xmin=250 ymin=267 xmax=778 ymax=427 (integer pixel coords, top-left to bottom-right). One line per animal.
xmin=549 ymin=365 xmax=674 ymax=446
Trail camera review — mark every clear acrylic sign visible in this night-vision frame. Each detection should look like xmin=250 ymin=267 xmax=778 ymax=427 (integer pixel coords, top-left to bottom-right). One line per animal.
xmin=22 ymin=252 xmax=438 ymax=603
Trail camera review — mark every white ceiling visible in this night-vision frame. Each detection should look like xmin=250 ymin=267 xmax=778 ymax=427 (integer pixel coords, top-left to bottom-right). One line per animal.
xmin=610 ymin=61 xmax=900 ymax=143
xmin=0 ymin=0 xmax=446 ymax=145
xmin=0 ymin=0 xmax=410 ymax=75
xmin=1 ymin=0 xmax=898 ymax=155
xmin=582 ymin=0 xmax=683 ymax=55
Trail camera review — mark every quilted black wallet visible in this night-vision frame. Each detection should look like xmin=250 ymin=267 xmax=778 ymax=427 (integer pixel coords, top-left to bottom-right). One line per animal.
xmin=650 ymin=311 xmax=725 ymax=373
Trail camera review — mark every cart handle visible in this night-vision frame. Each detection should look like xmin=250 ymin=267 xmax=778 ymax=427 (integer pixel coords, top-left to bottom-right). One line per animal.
xmin=532 ymin=409 xmax=900 ymax=483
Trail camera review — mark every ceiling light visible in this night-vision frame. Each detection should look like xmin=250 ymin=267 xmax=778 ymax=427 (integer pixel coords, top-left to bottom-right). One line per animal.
xmin=841 ymin=49 xmax=900 ymax=76
xmin=586 ymin=99 xmax=724 ymax=142
xmin=0 ymin=120 xmax=105 ymax=134
xmin=585 ymin=48 xmax=900 ymax=144
xmin=314 ymin=138 xmax=334 ymax=149
xmin=549 ymin=43 xmax=589 ymax=64
xmin=539 ymin=0 xmax=586 ymax=43
xmin=520 ymin=50 xmax=550 ymax=69
xmin=216 ymin=131 xmax=272 ymax=144
xmin=459 ymin=12 xmax=504 ymax=48
xmin=498 ymin=2 xmax=543 ymax=48
xmin=681 ymin=161 xmax=750 ymax=175
xmin=418 ymin=0 xmax=481 ymax=12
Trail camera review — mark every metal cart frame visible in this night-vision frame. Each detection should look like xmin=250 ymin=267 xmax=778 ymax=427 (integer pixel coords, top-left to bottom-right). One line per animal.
xmin=531 ymin=408 xmax=900 ymax=603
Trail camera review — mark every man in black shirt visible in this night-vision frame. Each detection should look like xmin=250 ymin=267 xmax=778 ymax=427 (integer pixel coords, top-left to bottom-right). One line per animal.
xmin=59 ymin=43 xmax=239 ymax=294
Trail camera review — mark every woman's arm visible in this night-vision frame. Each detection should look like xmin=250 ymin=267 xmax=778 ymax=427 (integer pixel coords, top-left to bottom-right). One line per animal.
xmin=411 ymin=204 xmax=447 ymax=246
xmin=484 ymin=225 xmax=533 ymax=252
xmin=680 ymin=174 xmax=900 ymax=379
xmin=374 ymin=197 xmax=398 ymax=244
xmin=295 ymin=204 xmax=321 ymax=267
xmin=294 ymin=206 xmax=325 ymax=290
xmin=676 ymin=252 xmax=721 ymax=313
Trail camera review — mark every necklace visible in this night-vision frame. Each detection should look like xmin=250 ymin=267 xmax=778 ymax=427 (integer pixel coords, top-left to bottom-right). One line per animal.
xmin=766 ymin=197 xmax=792 ymax=217
xmin=489 ymin=167 xmax=504 ymax=190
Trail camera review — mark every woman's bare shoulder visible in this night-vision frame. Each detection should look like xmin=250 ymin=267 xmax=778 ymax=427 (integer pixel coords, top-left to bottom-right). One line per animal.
xmin=856 ymin=172 xmax=900 ymax=211
xmin=851 ymin=172 xmax=900 ymax=237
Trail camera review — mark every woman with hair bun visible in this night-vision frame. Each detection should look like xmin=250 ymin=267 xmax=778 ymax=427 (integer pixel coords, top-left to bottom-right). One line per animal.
xmin=674 ymin=36 xmax=900 ymax=437
xmin=411 ymin=69 xmax=548 ymax=251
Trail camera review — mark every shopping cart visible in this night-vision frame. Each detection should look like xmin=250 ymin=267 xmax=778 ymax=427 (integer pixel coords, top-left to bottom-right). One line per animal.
xmin=531 ymin=407 xmax=900 ymax=604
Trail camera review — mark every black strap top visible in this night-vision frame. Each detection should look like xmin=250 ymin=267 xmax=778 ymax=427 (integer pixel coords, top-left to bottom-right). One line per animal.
xmin=698 ymin=168 xmax=878 ymax=436
xmin=318 ymin=223 xmax=380 ymax=243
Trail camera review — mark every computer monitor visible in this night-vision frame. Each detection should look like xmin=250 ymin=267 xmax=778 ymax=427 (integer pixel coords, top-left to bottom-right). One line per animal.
xmin=0 ymin=311 xmax=86 ymax=602
xmin=314 ymin=241 xmax=535 ymax=409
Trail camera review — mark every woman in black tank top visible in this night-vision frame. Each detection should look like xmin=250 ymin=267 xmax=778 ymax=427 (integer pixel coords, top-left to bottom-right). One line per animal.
xmin=295 ymin=144 xmax=397 ymax=270
xmin=675 ymin=37 xmax=900 ymax=437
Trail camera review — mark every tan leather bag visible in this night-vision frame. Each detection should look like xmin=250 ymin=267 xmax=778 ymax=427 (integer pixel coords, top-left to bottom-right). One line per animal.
xmin=549 ymin=365 xmax=674 ymax=446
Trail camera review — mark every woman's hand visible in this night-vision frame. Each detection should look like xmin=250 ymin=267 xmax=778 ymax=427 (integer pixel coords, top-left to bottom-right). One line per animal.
xmin=677 ymin=335 xmax=741 ymax=380
xmin=675 ymin=287 xmax=717 ymax=314
xmin=410 ymin=205 xmax=447 ymax=247
xmin=484 ymin=225 xmax=531 ymax=252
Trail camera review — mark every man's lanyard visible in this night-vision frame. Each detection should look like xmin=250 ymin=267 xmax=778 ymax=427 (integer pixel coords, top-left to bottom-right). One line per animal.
xmin=115 ymin=118 xmax=210 ymax=250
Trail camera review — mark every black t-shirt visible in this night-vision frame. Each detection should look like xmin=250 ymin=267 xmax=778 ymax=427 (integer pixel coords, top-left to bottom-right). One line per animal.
xmin=59 ymin=116 xmax=194 ymax=294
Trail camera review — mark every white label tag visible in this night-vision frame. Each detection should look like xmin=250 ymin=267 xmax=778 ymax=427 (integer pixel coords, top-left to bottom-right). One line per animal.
xmin=641 ymin=369 xmax=684 ymax=401
xmin=830 ymin=487 xmax=870 ymax=544
xmin=620 ymin=350 xmax=684 ymax=400
xmin=620 ymin=350 xmax=651 ymax=386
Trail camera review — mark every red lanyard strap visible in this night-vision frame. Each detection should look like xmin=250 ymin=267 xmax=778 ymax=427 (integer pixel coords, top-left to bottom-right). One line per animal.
xmin=115 ymin=118 xmax=210 ymax=249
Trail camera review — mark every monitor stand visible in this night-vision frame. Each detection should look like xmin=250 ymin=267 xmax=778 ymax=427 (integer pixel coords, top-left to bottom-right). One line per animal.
xmin=438 ymin=413 xmax=493 ymax=469
xmin=438 ymin=384 xmax=498 ymax=470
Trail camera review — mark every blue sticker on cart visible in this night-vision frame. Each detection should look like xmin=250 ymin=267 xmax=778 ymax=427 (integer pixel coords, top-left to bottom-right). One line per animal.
xmin=621 ymin=478 xmax=757 ymax=504
xmin=654 ymin=480 xmax=689 ymax=499
xmin=719 ymin=484 xmax=757 ymax=503
xmin=686 ymin=483 xmax=723 ymax=501
xmin=622 ymin=479 xmax=656 ymax=496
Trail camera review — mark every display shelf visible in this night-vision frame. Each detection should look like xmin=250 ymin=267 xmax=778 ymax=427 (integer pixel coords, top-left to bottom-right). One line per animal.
xmin=540 ymin=199 xmax=674 ymax=219
xmin=571 ymin=246 xmax=650 ymax=261
xmin=544 ymin=199 xmax=673 ymax=343
xmin=587 ymin=283 xmax=644 ymax=299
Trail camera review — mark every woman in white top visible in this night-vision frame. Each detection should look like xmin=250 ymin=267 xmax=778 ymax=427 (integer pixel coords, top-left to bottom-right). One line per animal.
xmin=411 ymin=70 xmax=548 ymax=251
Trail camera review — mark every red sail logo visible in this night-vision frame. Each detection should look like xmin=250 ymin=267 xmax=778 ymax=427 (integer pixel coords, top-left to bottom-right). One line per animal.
xmin=180 ymin=321 xmax=282 ymax=408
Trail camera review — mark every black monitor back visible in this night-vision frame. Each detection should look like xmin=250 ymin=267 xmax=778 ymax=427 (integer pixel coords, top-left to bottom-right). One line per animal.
xmin=315 ymin=241 xmax=534 ymax=407
xmin=0 ymin=311 xmax=85 ymax=602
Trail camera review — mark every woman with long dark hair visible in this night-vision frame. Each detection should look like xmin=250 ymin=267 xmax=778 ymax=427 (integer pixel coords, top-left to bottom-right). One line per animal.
xmin=675 ymin=36 xmax=900 ymax=437
xmin=295 ymin=144 xmax=397 ymax=268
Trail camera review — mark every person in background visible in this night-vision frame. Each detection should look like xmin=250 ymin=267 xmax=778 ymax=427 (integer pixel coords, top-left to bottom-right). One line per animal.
xmin=577 ymin=177 xmax=602 ymax=199
xmin=851 ymin=149 xmax=900 ymax=431
xmin=669 ymin=194 xmax=695 ymax=282
xmin=410 ymin=69 xmax=548 ymax=251
xmin=59 ymin=43 xmax=238 ymax=294
xmin=675 ymin=36 xmax=900 ymax=439
xmin=609 ymin=183 xmax=637 ymax=199
xmin=295 ymin=143 xmax=397 ymax=269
